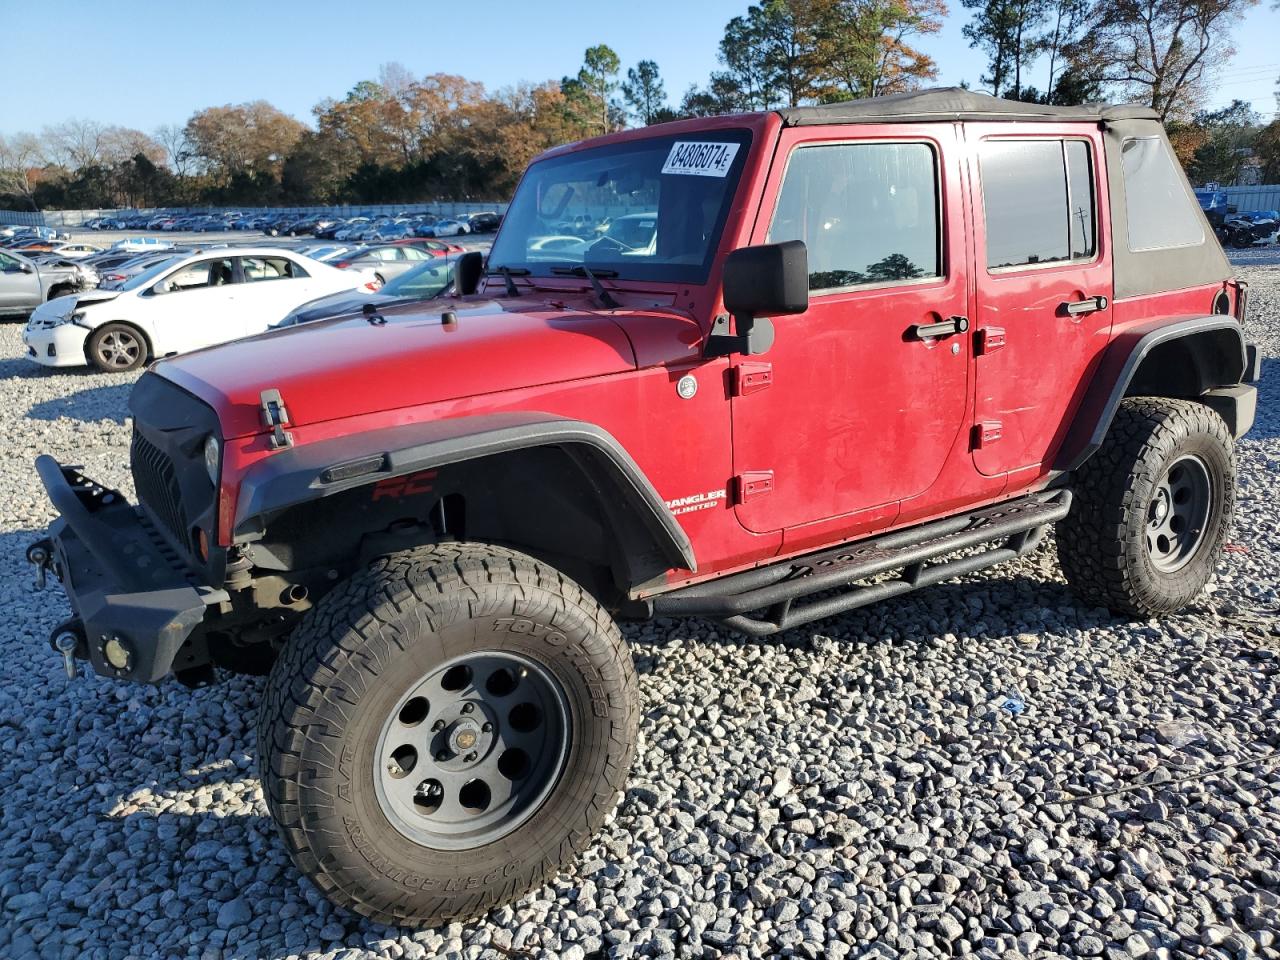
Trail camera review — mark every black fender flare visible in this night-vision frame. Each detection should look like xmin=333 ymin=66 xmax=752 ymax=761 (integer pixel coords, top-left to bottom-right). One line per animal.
xmin=231 ymin=411 xmax=695 ymax=573
xmin=1056 ymin=315 xmax=1250 ymax=473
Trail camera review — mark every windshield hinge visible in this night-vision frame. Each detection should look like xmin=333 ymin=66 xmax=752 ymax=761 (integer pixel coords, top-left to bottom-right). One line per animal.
xmin=260 ymin=389 xmax=294 ymax=449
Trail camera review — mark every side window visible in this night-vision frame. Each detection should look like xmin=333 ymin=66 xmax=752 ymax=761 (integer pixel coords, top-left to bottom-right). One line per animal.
xmin=241 ymin=256 xmax=307 ymax=281
xmin=166 ymin=258 xmax=235 ymax=291
xmin=402 ymin=247 xmax=428 ymax=261
xmin=0 ymin=253 xmax=19 ymax=272
xmin=1120 ymin=137 xmax=1204 ymax=252
xmin=980 ymin=139 xmax=1096 ymax=269
xmin=767 ymin=142 xmax=940 ymax=292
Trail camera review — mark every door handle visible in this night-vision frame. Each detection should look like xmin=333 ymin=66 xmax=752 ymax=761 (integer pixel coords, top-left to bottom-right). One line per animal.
xmin=1062 ymin=295 xmax=1108 ymax=316
xmin=909 ymin=315 xmax=969 ymax=340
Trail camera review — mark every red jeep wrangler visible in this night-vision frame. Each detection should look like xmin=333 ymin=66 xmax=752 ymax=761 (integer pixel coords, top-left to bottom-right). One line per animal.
xmin=31 ymin=89 xmax=1259 ymax=925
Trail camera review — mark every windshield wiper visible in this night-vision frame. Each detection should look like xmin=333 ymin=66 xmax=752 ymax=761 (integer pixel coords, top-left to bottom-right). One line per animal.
xmin=486 ymin=265 xmax=528 ymax=297
xmin=551 ymin=265 xmax=620 ymax=309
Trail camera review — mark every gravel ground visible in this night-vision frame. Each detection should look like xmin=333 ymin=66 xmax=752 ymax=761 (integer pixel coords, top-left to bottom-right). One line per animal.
xmin=0 ymin=262 xmax=1278 ymax=960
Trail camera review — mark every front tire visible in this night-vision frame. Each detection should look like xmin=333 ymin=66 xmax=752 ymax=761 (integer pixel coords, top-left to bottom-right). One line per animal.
xmin=258 ymin=542 xmax=638 ymax=926
xmin=86 ymin=322 xmax=147 ymax=372
xmin=1058 ymin=397 xmax=1235 ymax=617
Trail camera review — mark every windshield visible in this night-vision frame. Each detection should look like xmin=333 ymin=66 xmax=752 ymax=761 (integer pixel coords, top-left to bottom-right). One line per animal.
xmin=488 ymin=129 xmax=751 ymax=284
xmin=382 ymin=259 xmax=453 ymax=298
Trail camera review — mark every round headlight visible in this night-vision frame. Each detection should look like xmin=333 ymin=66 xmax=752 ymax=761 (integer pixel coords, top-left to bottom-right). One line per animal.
xmin=203 ymin=434 xmax=220 ymax=483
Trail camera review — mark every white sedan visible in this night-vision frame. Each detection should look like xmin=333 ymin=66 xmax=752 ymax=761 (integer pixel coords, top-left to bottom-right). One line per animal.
xmin=23 ymin=247 xmax=376 ymax=372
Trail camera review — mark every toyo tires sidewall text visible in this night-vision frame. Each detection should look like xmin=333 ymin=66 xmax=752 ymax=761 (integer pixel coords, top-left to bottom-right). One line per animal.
xmin=258 ymin=543 xmax=639 ymax=926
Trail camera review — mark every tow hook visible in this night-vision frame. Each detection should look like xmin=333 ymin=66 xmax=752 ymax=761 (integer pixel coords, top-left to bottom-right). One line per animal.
xmin=26 ymin=538 xmax=53 ymax=590
xmin=55 ymin=633 xmax=79 ymax=679
xmin=49 ymin=619 xmax=86 ymax=681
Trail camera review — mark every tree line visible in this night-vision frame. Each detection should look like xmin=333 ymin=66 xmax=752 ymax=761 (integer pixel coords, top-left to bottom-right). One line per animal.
xmin=1 ymin=0 xmax=1273 ymax=212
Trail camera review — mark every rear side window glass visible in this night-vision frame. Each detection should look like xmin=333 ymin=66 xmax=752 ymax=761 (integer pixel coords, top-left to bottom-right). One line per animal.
xmin=241 ymin=256 xmax=305 ymax=281
xmin=767 ymin=142 xmax=940 ymax=292
xmin=1120 ymin=137 xmax=1204 ymax=252
xmin=1065 ymin=141 xmax=1096 ymax=260
xmin=980 ymin=139 xmax=1096 ymax=269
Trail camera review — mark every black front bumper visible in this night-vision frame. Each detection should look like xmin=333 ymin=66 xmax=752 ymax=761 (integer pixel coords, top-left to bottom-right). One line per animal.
xmin=32 ymin=456 xmax=215 ymax=683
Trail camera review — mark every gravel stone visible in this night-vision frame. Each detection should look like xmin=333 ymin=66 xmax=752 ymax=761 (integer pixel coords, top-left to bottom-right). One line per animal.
xmin=0 ymin=250 xmax=1277 ymax=958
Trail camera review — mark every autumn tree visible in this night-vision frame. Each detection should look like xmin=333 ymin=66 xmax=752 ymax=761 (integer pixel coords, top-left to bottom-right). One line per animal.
xmin=1073 ymin=0 xmax=1258 ymax=120
xmin=809 ymin=0 xmax=948 ymax=99
xmin=1183 ymin=99 xmax=1260 ymax=183
xmin=184 ymin=100 xmax=305 ymax=181
xmin=622 ymin=60 xmax=669 ymax=125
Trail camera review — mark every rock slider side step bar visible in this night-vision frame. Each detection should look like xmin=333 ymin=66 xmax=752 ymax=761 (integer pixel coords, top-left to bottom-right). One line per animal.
xmin=651 ymin=489 xmax=1073 ymax=636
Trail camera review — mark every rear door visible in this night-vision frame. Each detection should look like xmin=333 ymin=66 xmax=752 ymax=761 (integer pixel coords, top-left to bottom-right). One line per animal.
xmin=236 ymin=254 xmax=314 ymax=331
xmin=967 ymin=126 xmax=1112 ymax=479
xmin=731 ymin=124 xmax=972 ymax=540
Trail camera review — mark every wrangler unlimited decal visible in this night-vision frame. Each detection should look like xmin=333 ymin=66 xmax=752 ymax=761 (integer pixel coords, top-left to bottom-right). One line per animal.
xmin=665 ymin=487 xmax=728 ymax=516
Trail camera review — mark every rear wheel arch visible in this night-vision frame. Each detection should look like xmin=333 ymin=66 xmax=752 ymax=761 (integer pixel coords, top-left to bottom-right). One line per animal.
xmin=1057 ymin=317 xmax=1249 ymax=472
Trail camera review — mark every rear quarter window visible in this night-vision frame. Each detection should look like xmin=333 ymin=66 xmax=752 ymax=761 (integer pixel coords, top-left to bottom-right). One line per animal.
xmin=1120 ymin=137 xmax=1204 ymax=252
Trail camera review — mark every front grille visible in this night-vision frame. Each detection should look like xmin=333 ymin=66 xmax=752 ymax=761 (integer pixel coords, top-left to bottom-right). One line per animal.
xmin=131 ymin=430 xmax=189 ymax=551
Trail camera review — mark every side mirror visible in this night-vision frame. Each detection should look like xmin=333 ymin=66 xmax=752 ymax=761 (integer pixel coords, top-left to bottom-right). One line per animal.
xmin=19 ymin=262 xmax=34 ymax=274
xmin=709 ymin=240 xmax=808 ymax=357
xmin=152 ymin=279 xmax=174 ymax=294
xmin=455 ymin=250 xmax=483 ymax=296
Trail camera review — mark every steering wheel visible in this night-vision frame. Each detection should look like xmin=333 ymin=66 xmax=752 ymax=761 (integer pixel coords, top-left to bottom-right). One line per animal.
xmin=589 ymin=235 xmax=634 ymax=254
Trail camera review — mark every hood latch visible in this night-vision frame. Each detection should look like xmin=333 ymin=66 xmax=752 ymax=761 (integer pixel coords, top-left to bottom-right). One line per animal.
xmin=260 ymin=389 xmax=294 ymax=449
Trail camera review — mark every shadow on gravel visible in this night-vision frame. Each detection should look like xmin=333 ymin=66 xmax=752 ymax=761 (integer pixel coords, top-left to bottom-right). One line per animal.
xmin=0 ymin=352 xmax=60 ymax=381
xmin=25 ymin=381 xmax=133 ymax=424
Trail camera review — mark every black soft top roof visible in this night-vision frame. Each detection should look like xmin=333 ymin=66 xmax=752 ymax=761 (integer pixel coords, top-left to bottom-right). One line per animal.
xmin=779 ymin=88 xmax=1159 ymax=126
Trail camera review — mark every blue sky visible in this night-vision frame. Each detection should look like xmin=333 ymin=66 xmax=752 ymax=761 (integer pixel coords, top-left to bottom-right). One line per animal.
xmin=2 ymin=0 xmax=1277 ymax=136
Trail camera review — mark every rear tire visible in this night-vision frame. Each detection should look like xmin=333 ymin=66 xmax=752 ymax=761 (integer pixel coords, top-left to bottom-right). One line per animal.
xmin=257 ymin=542 xmax=638 ymax=925
xmin=1058 ymin=397 xmax=1235 ymax=617
xmin=86 ymin=322 xmax=147 ymax=372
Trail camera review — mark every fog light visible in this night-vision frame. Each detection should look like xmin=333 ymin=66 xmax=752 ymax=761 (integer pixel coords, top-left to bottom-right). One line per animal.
xmin=104 ymin=635 xmax=133 ymax=671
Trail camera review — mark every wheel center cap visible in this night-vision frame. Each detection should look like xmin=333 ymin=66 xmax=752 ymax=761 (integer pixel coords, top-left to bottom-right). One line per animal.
xmin=1154 ymin=498 xmax=1169 ymax=521
xmin=448 ymin=719 xmax=482 ymax=756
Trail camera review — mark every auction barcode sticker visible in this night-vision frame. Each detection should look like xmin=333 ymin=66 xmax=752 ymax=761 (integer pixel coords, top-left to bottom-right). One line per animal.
xmin=661 ymin=141 xmax=740 ymax=177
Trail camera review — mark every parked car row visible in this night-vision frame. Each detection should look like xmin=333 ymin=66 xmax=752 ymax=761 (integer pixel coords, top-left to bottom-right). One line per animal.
xmin=8 ymin=235 xmax=469 ymax=372
xmin=79 ymin=209 xmax=503 ymax=236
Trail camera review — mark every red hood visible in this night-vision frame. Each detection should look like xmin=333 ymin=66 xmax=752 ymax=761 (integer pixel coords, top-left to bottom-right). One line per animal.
xmin=158 ymin=299 xmax=651 ymax=438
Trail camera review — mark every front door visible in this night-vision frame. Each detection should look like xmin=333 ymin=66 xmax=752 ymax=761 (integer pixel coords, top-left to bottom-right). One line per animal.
xmin=732 ymin=124 xmax=971 ymax=537
xmin=0 ymin=251 xmax=41 ymax=312
xmin=147 ymin=256 xmax=240 ymax=355
xmin=966 ymin=126 xmax=1113 ymax=477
